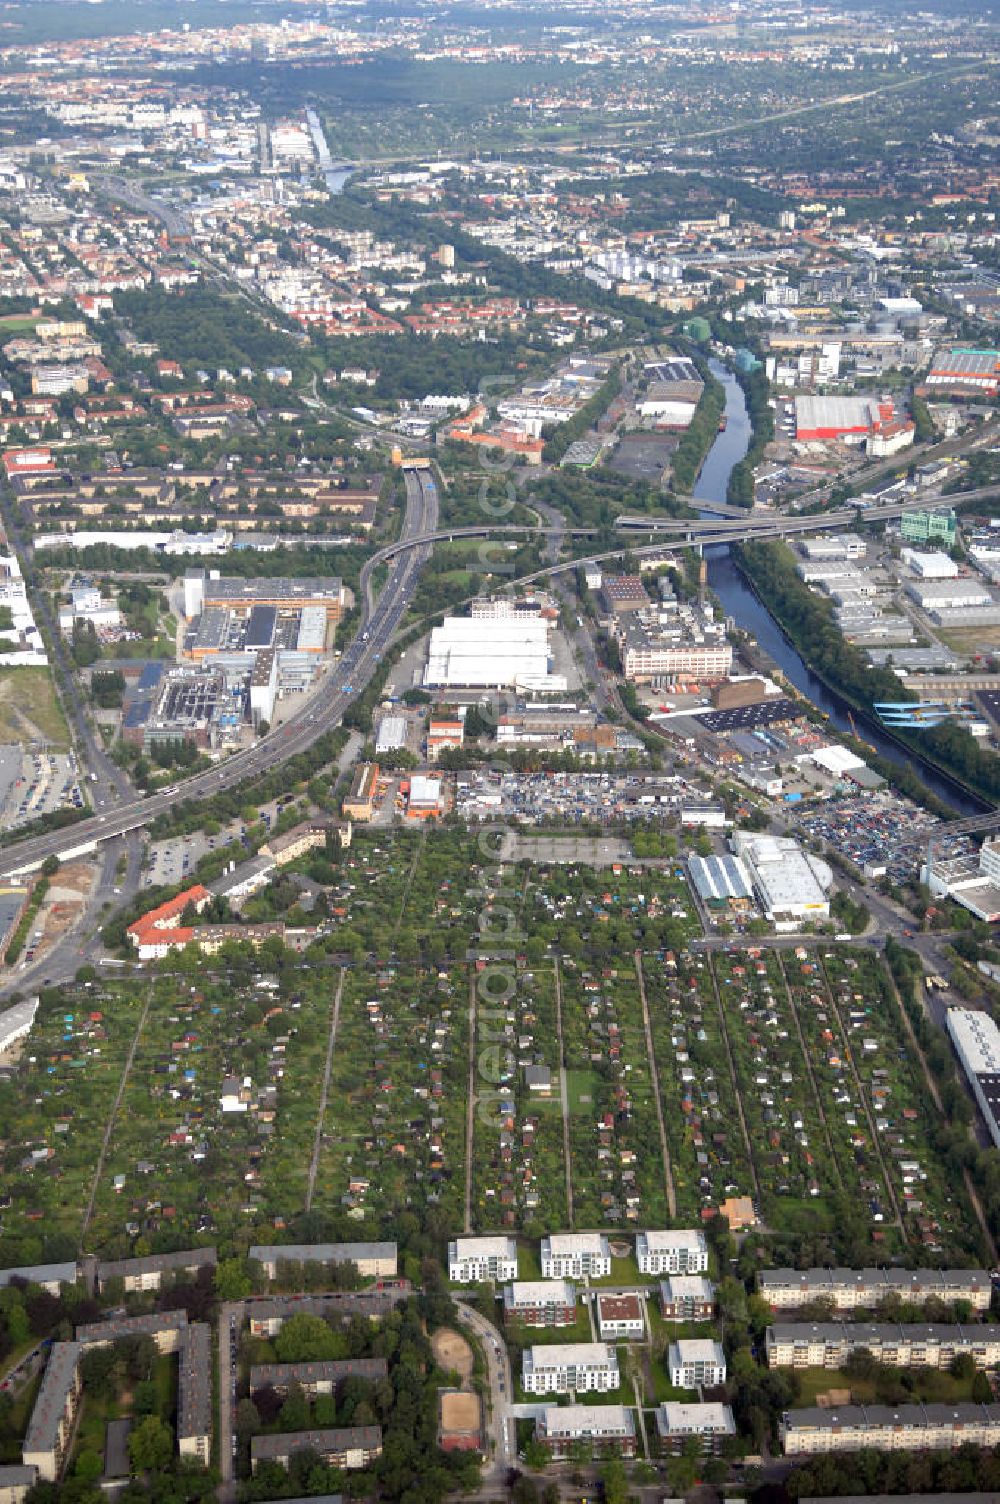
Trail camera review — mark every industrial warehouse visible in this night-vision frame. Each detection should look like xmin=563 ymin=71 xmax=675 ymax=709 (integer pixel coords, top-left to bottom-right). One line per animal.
xmin=117 ymin=572 xmax=352 ymax=751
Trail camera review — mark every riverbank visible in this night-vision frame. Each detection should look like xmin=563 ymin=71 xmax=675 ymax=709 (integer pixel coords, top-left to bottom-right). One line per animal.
xmin=733 ymin=538 xmax=992 ymax=814
xmin=693 ymin=363 xmax=986 ymax=815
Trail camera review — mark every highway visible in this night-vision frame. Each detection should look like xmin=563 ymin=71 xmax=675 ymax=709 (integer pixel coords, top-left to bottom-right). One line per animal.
xmin=0 ymin=477 xmax=994 ymax=882
xmin=0 ymin=468 xmax=438 ymax=880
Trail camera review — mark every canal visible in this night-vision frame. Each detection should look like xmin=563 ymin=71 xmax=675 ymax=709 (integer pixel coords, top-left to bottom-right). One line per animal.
xmin=694 ymin=361 xmax=984 ymax=814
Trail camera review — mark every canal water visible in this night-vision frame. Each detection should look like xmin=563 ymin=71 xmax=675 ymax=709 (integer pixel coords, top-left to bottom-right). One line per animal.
xmin=694 ymin=361 xmax=983 ymax=814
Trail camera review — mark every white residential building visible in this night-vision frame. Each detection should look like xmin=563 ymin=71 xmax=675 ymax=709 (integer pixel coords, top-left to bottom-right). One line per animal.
xmin=447 ymin=1236 xmax=518 ymax=1284
xmin=660 ymin=1275 xmax=717 ymax=1322
xmin=541 ymin=1233 xmax=611 ymax=1280
xmin=656 ymin=1402 xmax=736 ymax=1453
xmin=522 ymin=1342 xmax=618 ymax=1395
xmin=535 ymin=1404 xmax=636 ymax=1458
xmin=668 ymin=1339 xmax=727 ymax=1389
xmin=636 ymin=1229 xmax=709 ymax=1275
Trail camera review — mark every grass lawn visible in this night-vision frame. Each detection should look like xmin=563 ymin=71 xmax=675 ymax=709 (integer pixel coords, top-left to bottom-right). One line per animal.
xmin=0 ymin=315 xmax=38 ymax=332
xmin=588 ymin=1254 xmax=646 ymax=1288
xmin=566 ymin=1068 xmax=598 ymax=1114
xmin=506 ymin=1310 xmax=595 ymax=1347
xmin=515 ymin=1242 xmax=544 ymax=1282
xmin=793 ymin=1365 xmax=978 ymax=1407
xmin=0 ymin=667 xmax=70 ymax=748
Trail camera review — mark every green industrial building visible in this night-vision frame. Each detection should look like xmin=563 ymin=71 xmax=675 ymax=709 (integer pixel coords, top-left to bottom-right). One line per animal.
xmin=900 ymin=508 xmax=957 ymax=546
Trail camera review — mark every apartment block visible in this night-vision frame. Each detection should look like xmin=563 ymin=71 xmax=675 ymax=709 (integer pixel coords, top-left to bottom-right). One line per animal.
xmin=522 ymin=1343 xmax=619 ymax=1395
xmin=758 ymin=1267 xmax=992 ymax=1313
xmin=177 ymin=1324 xmax=213 ymax=1465
xmin=660 ymin=1275 xmax=716 ymax=1322
xmin=535 ymin=1405 xmax=636 ymax=1459
xmin=636 ymin=1229 xmax=709 ymax=1276
xmin=96 ymin=1247 xmax=217 ymax=1293
xmin=656 ymin=1401 xmax=736 ymax=1454
xmin=502 ymin=1280 xmax=577 ymax=1327
xmin=781 ymin=1402 xmax=1000 ymax=1455
xmin=766 ymin=1322 xmax=1000 ymax=1370
xmin=448 ymin=1236 xmax=518 ymax=1284
xmin=668 ymin=1339 xmax=727 ymax=1388
xmin=596 ymin=1293 xmax=644 ymax=1341
xmin=249 ymin=1241 xmax=397 ymax=1280
xmin=21 ymin=1343 xmax=82 ymax=1482
xmin=540 ymin=1232 xmax=611 ymax=1280
xmin=250 ymin=1427 xmax=382 ymax=1473
xmin=249 ymin=1359 xmax=388 ymax=1397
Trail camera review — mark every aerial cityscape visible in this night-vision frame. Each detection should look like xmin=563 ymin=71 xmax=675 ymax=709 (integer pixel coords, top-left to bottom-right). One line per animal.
xmin=0 ymin=0 xmax=998 ymax=1501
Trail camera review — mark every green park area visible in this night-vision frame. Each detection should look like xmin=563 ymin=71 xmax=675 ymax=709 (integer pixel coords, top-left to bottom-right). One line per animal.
xmin=0 ymin=667 xmax=70 ymax=748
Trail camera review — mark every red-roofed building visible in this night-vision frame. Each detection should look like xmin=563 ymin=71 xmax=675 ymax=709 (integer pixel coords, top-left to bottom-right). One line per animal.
xmin=127 ymin=885 xmax=210 ymax=960
xmin=3 ymin=447 xmax=54 ymax=480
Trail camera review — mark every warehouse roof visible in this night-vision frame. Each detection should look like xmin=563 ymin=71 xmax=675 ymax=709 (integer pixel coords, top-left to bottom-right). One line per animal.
xmin=688 ymin=853 xmax=752 ymax=903
xmin=947 ymin=1008 xmax=1000 ymax=1074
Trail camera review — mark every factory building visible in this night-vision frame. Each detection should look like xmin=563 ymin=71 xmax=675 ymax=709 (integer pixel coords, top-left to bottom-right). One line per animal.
xmin=924 ymin=346 xmax=1000 ymax=397
xmin=730 ymin=833 xmax=832 ymax=929
xmin=947 ymin=1008 xmax=1000 ymax=1149
xmin=905 ymin=578 xmax=993 ymax=611
xmin=795 ymin=395 xmax=911 ymax=448
xmin=424 ymin=616 xmax=565 ymax=692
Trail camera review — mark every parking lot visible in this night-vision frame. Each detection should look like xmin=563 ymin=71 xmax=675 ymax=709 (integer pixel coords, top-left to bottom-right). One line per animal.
xmin=142 ymin=798 xmax=283 ymax=886
xmin=791 ymin=790 xmax=978 ymax=882
xmin=0 ymin=747 xmax=83 ymax=831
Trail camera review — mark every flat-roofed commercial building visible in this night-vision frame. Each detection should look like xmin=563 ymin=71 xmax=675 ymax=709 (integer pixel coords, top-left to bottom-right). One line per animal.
xmin=660 ymin=1276 xmax=716 ymax=1322
xmin=250 ymin=1427 xmax=382 ymax=1473
xmin=731 ymin=832 xmax=831 ymax=929
xmin=424 ymin=616 xmax=564 ymax=692
xmin=656 ymin=1402 xmax=735 ymax=1454
xmin=522 ymin=1343 xmax=618 ymax=1395
xmin=535 ymin=1404 xmax=636 ymax=1459
xmin=766 ymin=1322 xmax=1000 ymax=1370
xmin=780 ymin=1402 xmax=1000 ymax=1455
xmin=21 ymin=1343 xmax=82 ymax=1482
xmin=636 ymin=1229 xmax=708 ymax=1275
xmin=758 ymin=1267 xmax=991 ymax=1313
xmin=502 ymin=1281 xmax=577 ymax=1327
xmin=448 ymin=1236 xmax=518 ymax=1284
xmin=249 ymin=1242 xmax=397 ymax=1280
xmin=200 ymin=575 xmax=349 ymax=622
xmin=947 ymin=1009 xmax=1000 ymax=1150
xmin=620 ymin=624 xmax=733 ymax=684
xmin=541 ymin=1233 xmax=611 ymax=1279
